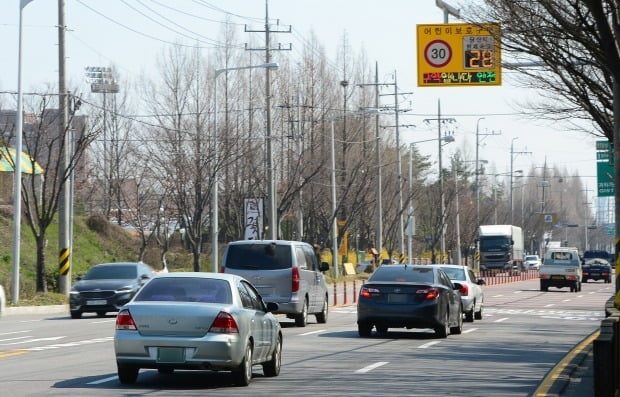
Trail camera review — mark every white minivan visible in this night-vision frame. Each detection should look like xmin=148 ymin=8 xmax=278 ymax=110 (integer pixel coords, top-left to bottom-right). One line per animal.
xmin=221 ymin=240 xmax=330 ymax=327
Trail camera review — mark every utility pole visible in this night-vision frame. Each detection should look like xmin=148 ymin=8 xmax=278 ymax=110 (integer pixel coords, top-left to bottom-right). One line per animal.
xmin=57 ymin=0 xmax=71 ymax=295
xmin=475 ymin=118 xmax=500 ymax=228
xmin=423 ymin=101 xmax=455 ymax=263
xmin=582 ymin=186 xmax=593 ymax=251
xmin=244 ymin=0 xmax=291 ymax=239
xmin=510 ymin=138 xmax=531 ymax=225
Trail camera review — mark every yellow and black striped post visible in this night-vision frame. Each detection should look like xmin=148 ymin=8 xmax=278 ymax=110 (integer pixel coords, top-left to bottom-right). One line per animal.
xmin=59 ymin=248 xmax=70 ymax=278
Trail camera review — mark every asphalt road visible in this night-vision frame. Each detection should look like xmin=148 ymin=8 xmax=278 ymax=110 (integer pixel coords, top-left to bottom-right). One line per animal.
xmin=0 ymin=278 xmax=611 ymax=396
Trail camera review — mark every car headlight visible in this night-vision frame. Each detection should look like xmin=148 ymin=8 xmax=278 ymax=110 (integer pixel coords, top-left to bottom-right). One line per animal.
xmin=116 ymin=286 xmax=135 ymax=294
xmin=70 ymin=290 xmax=80 ymax=296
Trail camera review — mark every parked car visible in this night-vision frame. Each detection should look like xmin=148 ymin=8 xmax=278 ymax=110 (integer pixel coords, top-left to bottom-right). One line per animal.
xmin=221 ymin=240 xmax=329 ymax=327
xmin=114 ymin=272 xmax=282 ymax=386
xmin=524 ymin=255 xmax=542 ymax=270
xmin=356 ymin=264 xmax=463 ymax=338
xmin=435 ymin=264 xmax=485 ymax=322
xmin=582 ymin=258 xmax=612 ymax=283
xmin=69 ymin=262 xmax=155 ymax=319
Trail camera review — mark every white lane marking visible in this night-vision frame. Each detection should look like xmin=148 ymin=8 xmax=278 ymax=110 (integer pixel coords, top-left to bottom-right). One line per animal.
xmin=545 ymin=304 xmax=555 ymax=307
xmin=91 ymin=319 xmax=115 ymax=324
xmin=299 ymin=330 xmax=325 ymax=336
xmin=462 ymin=328 xmax=478 ymax=334
xmin=494 ymin=317 xmax=509 ymax=323
xmin=355 ymin=361 xmax=389 ymax=373
xmin=418 ymin=341 xmax=441 ymax=349
xmin=562 ymin=299 xmax=571 ymax=302
xmin=87 ymin=376 xmax=118 ymax=385
xmin=0 ymin=330 xmax=30 ymax=337
xmin=514 ymin=291 xmax=522 ymax=294
xmin=492 ymin=294 xmax=504 ymax=297
xmin=1 ymin=336 xmax=65 ymax=346
xmin=24 ymin=337 xmax=113 ymax=351
xmin=577 ymin=295 xmax=584 ymax=298
xmin=0 ymin=336 xmax=32 ymax=343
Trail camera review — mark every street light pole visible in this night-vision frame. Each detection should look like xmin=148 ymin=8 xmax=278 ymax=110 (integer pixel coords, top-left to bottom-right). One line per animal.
xmin=475 ymin=117 xmax=484 ymax=228
xmin=330 ymin=119 xmax=339 ymax=278
xmin=212 ymin=62 xmax=278 ymax=272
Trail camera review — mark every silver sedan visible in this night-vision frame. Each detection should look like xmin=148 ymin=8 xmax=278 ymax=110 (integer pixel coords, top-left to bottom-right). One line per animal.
xmin=114 ymin=272 xmax=282 ymax=386
xmin=435 ymin=264 xmax=485 ymax=322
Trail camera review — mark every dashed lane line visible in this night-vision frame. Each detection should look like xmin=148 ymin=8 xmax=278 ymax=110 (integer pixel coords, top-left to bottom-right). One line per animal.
xmin=355 ymin=361 xmax=389 ymax=374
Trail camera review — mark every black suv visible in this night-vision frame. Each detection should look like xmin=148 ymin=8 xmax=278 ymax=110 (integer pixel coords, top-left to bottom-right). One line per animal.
xmin=582 ymin=250 xmax=613 ymax=283
xmin=69 ymin=262 xmax=155 ymax=318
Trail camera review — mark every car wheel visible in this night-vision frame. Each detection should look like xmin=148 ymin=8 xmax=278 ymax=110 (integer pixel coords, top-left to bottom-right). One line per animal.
xmin=464 ymin=304 xmax=474 ymax=322
xmin=117 ymin=363 xmax=139 ymax=385
xmin=450 ymin=306 xmax=463 ymax=335
xmin=315 ymin=295 xmax=328 ymax=324
xmin=358 ymin=321 xmax=372 ymax=337
xmin=232 ymin=342 xmax=253 ymax=386
xmin=376 ymin=324 xmax=388 ymax=336
xmin=70 ymin=310 xmax=82 ymax=319
xmin=474 ymin=304 xmax=483 ymax=320
xmin=295 ymin=298 xmax=308 ymax=327
xmin=96 ymin=311 xmax=107 ymax=317
xmin=434 ymin=310 xmax=449 ymax=339
xmin=262 ymin=335 xmax=282 ymax=377
xmin=583 ymin=278 xmax=588 ymax=283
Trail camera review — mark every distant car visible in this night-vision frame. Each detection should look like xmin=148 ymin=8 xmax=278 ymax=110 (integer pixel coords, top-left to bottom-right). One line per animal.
xmin=69 ymin=262 xmax=155 ymax=319
xmin=356 ymin=264 xmax=463 ymax=338
xmin=524 ymin=255 xmax=542 ymax=270
xmin=355 ymin=260 xmax=374 ymax=274
xmin=221 ymin=240 xmax=329 ymax=327
xmin=114 ymin=272 xmax=282 ymax=386
xmin=582 ymin=258 xmax=612 ymax=283
xmin=435 ymin=264 xmax=485 ymax=322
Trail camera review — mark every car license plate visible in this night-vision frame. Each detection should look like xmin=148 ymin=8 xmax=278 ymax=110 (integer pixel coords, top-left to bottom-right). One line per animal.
xmin=86 ymin=299 xmax=107 ymax=305
xmin=157 ymin=347 xmax=185 ymax=363
xmin=551 ymin=275 xmax=564 ymax=280
xmin=388 ymin=294 xmax=408 ymax=304
xmin=590 ymin=273 xmax=600 ymax=276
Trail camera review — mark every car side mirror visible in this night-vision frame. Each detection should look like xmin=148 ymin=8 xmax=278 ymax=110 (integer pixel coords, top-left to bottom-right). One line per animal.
xmin=319 ymin=261 xmax=330 ymax=272
xmin=265 ymin=302 xmax=279 ymax=313
xmin=477 ymin=279 xmax=486 ymax=285
xmin=452 ymin=282 xmax=463 ymax=290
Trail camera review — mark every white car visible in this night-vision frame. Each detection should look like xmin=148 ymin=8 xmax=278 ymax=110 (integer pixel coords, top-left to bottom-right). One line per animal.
xmin=436 ymin=264 xmax=485 ymax=322
xmin=524 ymin=255 xmax=542 ymax=270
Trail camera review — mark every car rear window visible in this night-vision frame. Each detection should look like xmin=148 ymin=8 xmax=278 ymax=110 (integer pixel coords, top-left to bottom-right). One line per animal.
xmin=369 ymin=266 xmax=435 ymax=283
xmin=84 ymin=264 xmax=137 ymax=280
xmin=225 ymin=244 xmax=292 ymax=270
xmin=438 ymin=267 xmax=465 ymax=281
xmin=135 ymin=278 xmax=232 ymax=304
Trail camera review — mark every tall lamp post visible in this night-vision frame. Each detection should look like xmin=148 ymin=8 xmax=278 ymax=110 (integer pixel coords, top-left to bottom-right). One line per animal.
xmin=407 ymin=135 xmax=454 ymax=265
xmin=475 ymin=117 xmax=485 ymax=229
xmin=12 ymin=0 xmax=35 ymax=304
xmin=212 ymin=62 xmax=279 ymax=272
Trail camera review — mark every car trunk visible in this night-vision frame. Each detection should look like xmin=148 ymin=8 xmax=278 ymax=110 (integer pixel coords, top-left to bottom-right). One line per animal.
xmin=128 ymin=302 xmax=224 ymax=338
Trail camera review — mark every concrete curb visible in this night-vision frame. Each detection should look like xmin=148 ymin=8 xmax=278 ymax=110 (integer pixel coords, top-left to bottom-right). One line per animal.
xmin=2 ymin=304 xmax=68 ymax=317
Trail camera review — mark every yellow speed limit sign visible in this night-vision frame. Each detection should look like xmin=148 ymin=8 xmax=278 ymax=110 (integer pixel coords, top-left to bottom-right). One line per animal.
xmin=417 ymin=23 xmax=501 ymax=87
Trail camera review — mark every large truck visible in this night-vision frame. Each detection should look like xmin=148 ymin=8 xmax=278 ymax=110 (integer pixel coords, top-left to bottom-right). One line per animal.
xmin=477 ymin=225 xmax=524 ymax=271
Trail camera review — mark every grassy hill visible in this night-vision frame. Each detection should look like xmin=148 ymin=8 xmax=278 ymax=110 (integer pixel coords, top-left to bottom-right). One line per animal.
xmin=0 ymin=209 xmax=193 ymax=306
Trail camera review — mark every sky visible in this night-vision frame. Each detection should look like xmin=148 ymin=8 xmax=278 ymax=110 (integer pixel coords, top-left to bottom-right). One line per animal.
xmin=0 ymin=0 xmax=604 ymax=205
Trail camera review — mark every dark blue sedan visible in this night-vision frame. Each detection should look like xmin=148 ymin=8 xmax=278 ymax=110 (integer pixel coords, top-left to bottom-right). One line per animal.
xmin=357 ymin=264 xmax=463 ymax=338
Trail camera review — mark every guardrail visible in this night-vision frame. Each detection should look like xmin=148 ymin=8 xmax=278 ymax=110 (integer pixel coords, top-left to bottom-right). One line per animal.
xmin=594 ymin=297 xmax=620 ymax=396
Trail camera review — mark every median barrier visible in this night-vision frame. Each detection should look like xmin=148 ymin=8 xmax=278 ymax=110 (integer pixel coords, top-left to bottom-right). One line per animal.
xmin=595 ymin=298 xmax=620 ymax=396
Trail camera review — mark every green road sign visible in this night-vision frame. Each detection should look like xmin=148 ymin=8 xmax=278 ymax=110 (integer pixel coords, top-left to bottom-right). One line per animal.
xmin=597 ymin=161 xmax=615 ymax=197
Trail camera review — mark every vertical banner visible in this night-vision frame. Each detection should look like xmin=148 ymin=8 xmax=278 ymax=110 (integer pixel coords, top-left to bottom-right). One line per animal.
xmin=244 ymin=198 xmax=263 ymax=240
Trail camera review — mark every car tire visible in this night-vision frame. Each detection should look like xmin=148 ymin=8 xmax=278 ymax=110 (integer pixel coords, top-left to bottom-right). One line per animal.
xmin=315 ymin=296 xmax=328 ymax=324
xmin=474 ymin=304 xmax=483 ymax=320
xmin=583 ymin=278 xmax=588 ymax=283
xmin=96 ymin=311 xmax=107 ymax=317
xmin=358 ymin=322 xmax=372 ymax=337
xmin=262 ymin=335 xmax=282 ymax=377
xmin=117 ymin=363 xmax=139 ymax=385
xmin=450 ymin=306 xmax=463 ymax=335
xmin=434 ymin=310 xmax=449 ymax=339
xmin=232 ymin=343 xmax=253 ymax=386
xmin=376 ymin=324 xmax=388 ymax=336
xmin=70 ymin=310 xmax=82 ymax=319
xmin=464 ymin=304 xmax=474 ymax=322
xmin=295 ymin=298 xmax=308 ymax=327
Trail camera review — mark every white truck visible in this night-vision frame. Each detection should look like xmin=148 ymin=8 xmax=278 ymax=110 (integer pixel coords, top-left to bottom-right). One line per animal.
xmin=539 ymin=246 xmax=582 ymax=292
xmin=478 ymin=225 xmax=524 ymax=272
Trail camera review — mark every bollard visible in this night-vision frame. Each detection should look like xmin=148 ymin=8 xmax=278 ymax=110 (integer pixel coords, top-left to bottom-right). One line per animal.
xmin=343 ymin=280 xmax=348 ymax=305
xmin=333 ymin=283 xmax=337 ymax=306
xmin=353 ymin=279 xmax=357 ymax=304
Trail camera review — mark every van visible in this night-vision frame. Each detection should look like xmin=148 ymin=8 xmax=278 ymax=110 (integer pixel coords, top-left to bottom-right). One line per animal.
xmin=539 ymin=247 xmax=582 ymax=292
xmin=221 ymin=240 xmax=330 ymax=327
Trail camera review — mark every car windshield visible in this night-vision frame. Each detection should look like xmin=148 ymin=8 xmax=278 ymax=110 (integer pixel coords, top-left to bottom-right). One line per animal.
xmin=525 ymin=256 xmax=538 ymax=261
xmin=369 ymin=266 xmax=435 ymax=283
xmin=225 ymin=244 xmax=292 ymax=270
xmin=136 ymin=277 xmax=232 ymax=304
xmin=438 ymin=267 xmax=465 ymax=281
xmin=84 ymin=264 xmax=138 ymax=280
xmin=479 ymin=236 xmax=511 ymax=251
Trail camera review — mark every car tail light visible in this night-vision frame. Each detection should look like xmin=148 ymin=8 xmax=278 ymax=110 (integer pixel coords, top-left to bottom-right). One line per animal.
xmin=567 ymin=275 xmax=576 ymax=280
xmin=209 ymin=312 xmax=239 ymax=334
xmin=417 ymin=287 xmax=440 ymax=300
xmin=360 ymin=286 xmax=380 ymax=298
xmin=220 ymin=266 xmax=225 ymax=273
xmin=540 ymin=274 xmax=549 ymax=279
xmin=458 ymin=283 xmax=469 ymax=295
xmin=582 ymin=271 xmax=589 ymax=275
xmin=292 ymin=266 xmax=300 ymax=292
xmin=116 ymin=309 xmax=137 ymax=330
xmin=602 ymin=272 xmax=610 ymax=276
